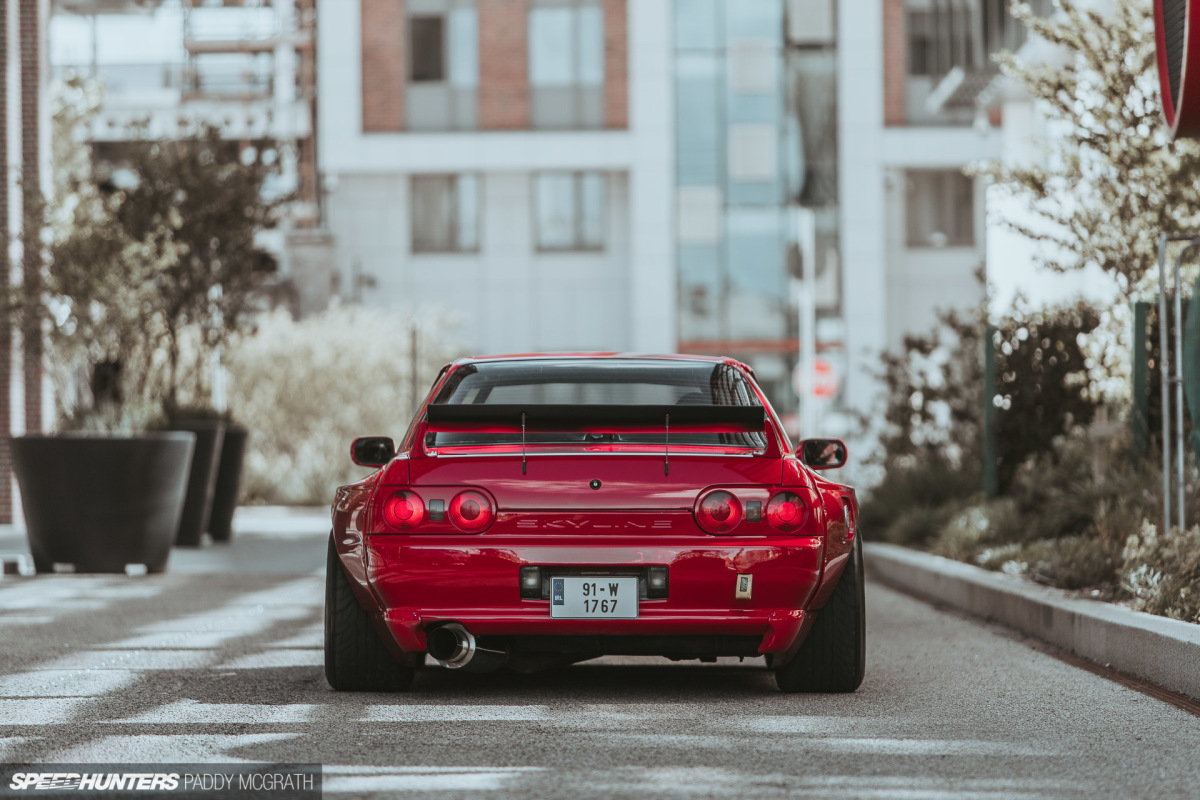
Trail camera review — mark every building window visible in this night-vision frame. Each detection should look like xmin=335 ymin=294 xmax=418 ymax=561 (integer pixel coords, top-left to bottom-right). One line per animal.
xmin=906 ymin=170 xmax=974 ymax=248
xmin=410 ymin=16 xmax=446 ymax=82
xmin=407 ymin=4 xmax=478 ymax=130
xmin=907 ymin=10 xmax=936 ymax=77
xmin=412 ymin=174 xmax=480 ymax=253
xmin=535 ymin=172 xmax=606 ymax=251
xmin=529 ymin=0 xmax=604 ymax=128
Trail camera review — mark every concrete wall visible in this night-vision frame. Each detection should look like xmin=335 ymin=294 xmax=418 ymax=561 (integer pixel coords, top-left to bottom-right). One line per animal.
xmin=326 ymin=171 xmax=633 ymax=352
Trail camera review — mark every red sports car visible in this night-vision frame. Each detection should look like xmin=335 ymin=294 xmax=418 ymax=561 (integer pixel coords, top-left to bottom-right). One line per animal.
xmin=324 ymin=354 xmax=864 ymax=693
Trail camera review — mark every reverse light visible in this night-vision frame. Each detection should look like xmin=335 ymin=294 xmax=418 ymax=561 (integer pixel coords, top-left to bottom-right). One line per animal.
xmin=695 ymin=490 xmax=743 ymax=534
xmin=519 ymin=566 xmax=542 ymax=598
xmin=766 ymin=491 xmax=807 ymax=532
xmin=448 ymin=490 xmax=495 ymax=532
xmin=646 ymin=566 xmax=669 ymax=598
xmin=382 ymin=490 xmax=425 ymax=530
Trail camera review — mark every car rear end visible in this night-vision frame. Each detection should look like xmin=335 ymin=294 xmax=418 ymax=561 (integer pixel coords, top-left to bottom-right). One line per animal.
xmin=353 ymin=357 xmax=831 ymax=669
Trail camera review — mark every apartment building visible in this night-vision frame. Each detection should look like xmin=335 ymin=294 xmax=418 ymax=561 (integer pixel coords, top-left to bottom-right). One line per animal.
xmin=50 ymin=0 xmax=317 ymax=266
xmin=318 ymin=0 xmax=845 ymax=418
xmin=318 ymin=0 xmax=674 ymax=356
xmin=838 ymin=0 xmax=1050 ymax=419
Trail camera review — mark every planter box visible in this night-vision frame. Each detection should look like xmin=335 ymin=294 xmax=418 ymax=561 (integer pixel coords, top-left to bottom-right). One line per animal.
xmin=208 ymin=425 xmax=248 ymax=543
xmin=170 ymin=421 xmax=225 ymax=547
xmin=13 ymin=433 xmax=195 ymax=573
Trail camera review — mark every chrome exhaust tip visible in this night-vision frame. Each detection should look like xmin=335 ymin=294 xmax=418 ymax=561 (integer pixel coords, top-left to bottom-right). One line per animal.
xmin=425 ymin=623 xmax=508 ymax=672
xmin=426 ymin=623 xmax=476 ymax=669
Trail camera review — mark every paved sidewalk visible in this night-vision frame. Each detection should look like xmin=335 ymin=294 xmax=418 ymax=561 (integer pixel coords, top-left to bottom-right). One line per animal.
xmin=0 ymin=506 xmax=331 ymax=576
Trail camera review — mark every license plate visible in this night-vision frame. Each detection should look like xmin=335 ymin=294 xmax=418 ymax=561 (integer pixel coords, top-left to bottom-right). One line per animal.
xmin=550 ymin=576 xmax=639 ymax=619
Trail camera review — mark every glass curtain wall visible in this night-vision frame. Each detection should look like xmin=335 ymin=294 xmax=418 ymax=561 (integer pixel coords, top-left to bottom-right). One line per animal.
xmin=674 ymin=0 xmax=839 ymax=417
xmin=674 ymin=0 xmax=791 ymax=407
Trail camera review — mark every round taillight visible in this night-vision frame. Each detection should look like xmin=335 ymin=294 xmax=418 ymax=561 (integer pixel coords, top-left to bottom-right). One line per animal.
xmin=766 ymin=492 xmax=807 ymax=532
xmin=448 ymin=490 xmax=494 ymax=532
xmin=382 ymin=490 xmax=425 ymax=530
xmin=695 ymin=490 xmax=742 ymax=534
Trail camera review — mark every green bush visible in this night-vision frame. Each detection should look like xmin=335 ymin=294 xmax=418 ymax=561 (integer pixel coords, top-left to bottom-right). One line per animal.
xmin=881 ymin=504 xmax=961 ymax=547
xmin=860 ymin=458 xmax=980 ymax=543
xmin=929 ymin=499 xmax=1022 ymax=562
xmin=1020 ymin=537 xmax=1121 ymax=590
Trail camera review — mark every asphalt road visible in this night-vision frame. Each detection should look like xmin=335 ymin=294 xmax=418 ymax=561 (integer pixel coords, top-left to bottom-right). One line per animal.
xmin=2 ymin=511 xmax=1199 ymax=799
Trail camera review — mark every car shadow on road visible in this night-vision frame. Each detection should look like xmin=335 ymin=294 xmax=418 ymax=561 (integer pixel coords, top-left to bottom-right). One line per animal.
xmin=404 ymin=659 xmax=779 ymax=698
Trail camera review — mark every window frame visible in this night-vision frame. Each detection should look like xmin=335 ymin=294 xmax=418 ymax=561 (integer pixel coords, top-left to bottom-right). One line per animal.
xmin=408 ymin=14 xmax=448 ymax=84
xmin=411 ymin=173 xmax=482 ymax=255
xmin=528 ymin=0 xmax=606 ymax=129
xmin=533 ymin=171 xmax=608 ymax=253
xmin=904 ymin=169 xmax=975 ymax=249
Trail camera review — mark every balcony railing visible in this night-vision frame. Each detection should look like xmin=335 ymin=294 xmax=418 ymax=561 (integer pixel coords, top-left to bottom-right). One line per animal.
xmin=55 ymin=59 xmax=274 ymax=100
xmin=53 ymin=62 xmax=185 ymax=93
xmin=183 ymin=6 xmax=284 ymax=44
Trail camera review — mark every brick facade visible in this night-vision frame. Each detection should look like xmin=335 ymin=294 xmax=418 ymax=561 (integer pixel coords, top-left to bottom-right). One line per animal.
xmin=359 ymin=0 xmax=628 ymax=133
xmin=883 ymin=0 xmax=906 ymax=126
xmin=0 ymin=0 xmax=11 ymax=525
xmin=478 ymin=0 xmax=530 ymax=130
xmin=603 ymin=0 xmax=627 ymax=129
xmin=21 ymin=0 xmax=41 ymax=438
xmin=361 ymin=0 xmax=406 ymax=132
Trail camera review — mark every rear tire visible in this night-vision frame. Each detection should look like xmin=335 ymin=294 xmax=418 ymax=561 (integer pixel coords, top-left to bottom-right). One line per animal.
xmin=775 ymin=533 xmax=865 ymax=693
xmin=324 ymin=534 xmax=414 ymax=692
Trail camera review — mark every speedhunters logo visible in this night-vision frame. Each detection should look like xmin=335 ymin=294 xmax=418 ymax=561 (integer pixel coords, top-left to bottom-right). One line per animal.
xmin=9 ymin=773 xmax=180 ymax=791
xmin=1 ymin=764 xmax=320 ymax=799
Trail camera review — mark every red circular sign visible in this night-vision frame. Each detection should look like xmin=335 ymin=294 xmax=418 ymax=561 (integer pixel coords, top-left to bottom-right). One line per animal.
xmin=796 ymin=359 xmax=840 ymax=399
xmin=1155 ymin=0 xmax=1200 ymax=138
xmin=812 ymin=358 xmax=839 ymax=399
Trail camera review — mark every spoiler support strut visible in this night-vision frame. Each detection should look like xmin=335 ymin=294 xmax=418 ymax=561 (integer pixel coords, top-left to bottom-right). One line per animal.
xmin=664 ymin=413 xmax=670 ymax=476
xmin=521 ymin=412 xmax=527 ymax=475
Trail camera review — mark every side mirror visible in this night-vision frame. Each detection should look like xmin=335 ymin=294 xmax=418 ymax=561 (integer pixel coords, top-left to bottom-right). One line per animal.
xmin=351 ymin=436 xmax=395 ymax=467
xmin=798 ymin=438 xmax=847 ymax=470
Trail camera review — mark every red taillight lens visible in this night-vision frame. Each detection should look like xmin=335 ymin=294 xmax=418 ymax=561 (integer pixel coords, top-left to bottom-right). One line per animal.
xmin=448 ymin=490 xmax=495 ymax=532
xmin=695 ymin=490 xmax=742 ymax=534
xmin=382 ymin=490 xmax=425 ymax=530
xmin=766 ymin=491 xmax=807 ymax=531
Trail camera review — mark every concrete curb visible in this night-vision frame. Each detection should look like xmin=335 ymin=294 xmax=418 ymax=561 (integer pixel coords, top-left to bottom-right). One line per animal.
xmin=865 ymin=542 xmax=1200 ymax=700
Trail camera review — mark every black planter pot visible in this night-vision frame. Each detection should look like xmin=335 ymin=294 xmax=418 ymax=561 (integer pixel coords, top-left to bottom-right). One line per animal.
xmin=207 ymin=425 xmax=248 ymax=543
xmin=13 ymin=433 xmax=195 ymax=574
xmin=171 ymin=421 xmax=225 ymax=547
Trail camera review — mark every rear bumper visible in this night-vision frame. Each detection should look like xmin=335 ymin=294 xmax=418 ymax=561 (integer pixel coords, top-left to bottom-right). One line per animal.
xmin=364 ymin=532 xmax=825 ymax=656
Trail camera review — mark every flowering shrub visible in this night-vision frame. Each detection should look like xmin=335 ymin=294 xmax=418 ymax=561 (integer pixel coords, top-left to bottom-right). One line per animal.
xmin=863 ymin=0 xmax=1200 ymax=625
xmin=226 ymin=303 xmax=462 ymax=505
xmin=1121 ymin=522 xmax=1200 ymax=623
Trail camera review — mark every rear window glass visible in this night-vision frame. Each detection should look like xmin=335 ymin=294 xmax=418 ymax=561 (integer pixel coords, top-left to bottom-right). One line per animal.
xmin=427 ymin=359 xmax=766 ymax=449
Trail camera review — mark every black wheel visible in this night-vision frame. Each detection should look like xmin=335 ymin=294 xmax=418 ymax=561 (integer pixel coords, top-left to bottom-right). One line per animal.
xmin=775 ymin=533 xmax=865 ymax=693
xmin=324 ymin=533 xmax=414 ymax=691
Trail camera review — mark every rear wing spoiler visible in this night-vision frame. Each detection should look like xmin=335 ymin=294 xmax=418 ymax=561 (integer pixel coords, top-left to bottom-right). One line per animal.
xmin=425 ymin=405 xmax=769 ymax=474
xmin=425 ymin=404 xmax=766 ymax=434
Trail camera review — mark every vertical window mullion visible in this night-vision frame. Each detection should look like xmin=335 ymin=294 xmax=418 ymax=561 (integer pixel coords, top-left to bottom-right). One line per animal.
xmin=449 ymin=175 xmax=461 ymax=251
xmin=573 ymin=172 xmax=583 ymax=249
xmin=572 ymin=4 xmax=582 ymax=126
